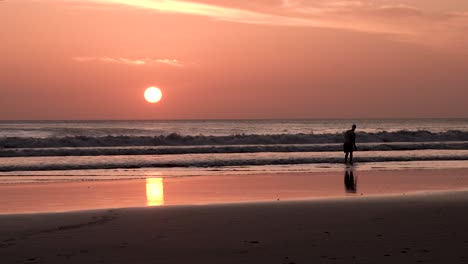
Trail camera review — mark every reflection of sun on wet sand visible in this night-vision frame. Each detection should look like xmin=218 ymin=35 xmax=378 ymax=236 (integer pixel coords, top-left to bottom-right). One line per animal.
xmin=1 ymin=169 xmax=468 ymax=264
xmin=3 ymin=169 xmax=468 ymax=214
xmin=146 ymin=178 xmax=164 ymax=206
xmin=3 ymin=188 xmax=468 ymax=263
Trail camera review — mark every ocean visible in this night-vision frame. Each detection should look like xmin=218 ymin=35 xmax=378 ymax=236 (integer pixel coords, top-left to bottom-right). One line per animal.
xmin=1 ymin=119 xmax=468 ymax=183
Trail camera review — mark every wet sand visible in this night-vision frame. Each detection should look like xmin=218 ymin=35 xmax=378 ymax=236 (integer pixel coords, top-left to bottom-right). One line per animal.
xmin=1 ymin=168 xmax=468 ymax=214
xmin=1 ymin=190 xmax=468 ymax=263
xmin=2 ymin=169 xmax=468 ymax=263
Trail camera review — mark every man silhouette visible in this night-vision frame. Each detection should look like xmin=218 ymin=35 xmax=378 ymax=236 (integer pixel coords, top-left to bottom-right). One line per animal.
xmin=343 ymin=124 xmax=357 ymax=165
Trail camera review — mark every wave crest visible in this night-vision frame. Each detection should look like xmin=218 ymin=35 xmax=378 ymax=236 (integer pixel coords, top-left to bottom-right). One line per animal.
xmin=1 ymin=154 xmax=468 ymax=172
xmin=1 ymin=130 xmax=468 ymax=149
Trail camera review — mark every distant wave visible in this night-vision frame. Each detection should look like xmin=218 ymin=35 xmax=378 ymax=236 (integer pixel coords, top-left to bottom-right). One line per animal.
xmin=0 ymin=142 xmax=467 ymax=158
xmin=1 ymin=130 xmax=468 ymax=149
xmin=1 ymin=152 xmax=468 ymax=172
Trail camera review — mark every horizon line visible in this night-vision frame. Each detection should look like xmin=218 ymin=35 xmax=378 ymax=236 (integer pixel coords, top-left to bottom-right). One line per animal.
xmin=1 ymin=117 xmax=467 ymax=122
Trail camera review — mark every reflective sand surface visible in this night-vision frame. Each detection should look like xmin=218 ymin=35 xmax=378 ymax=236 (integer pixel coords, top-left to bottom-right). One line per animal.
xmin=1 ymin=168 xmax=468 ymax=214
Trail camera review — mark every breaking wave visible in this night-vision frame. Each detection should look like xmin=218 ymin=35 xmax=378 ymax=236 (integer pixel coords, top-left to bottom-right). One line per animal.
xmin=0 ymin=142 xmax=467 ymax=158
xmin=2 ymin=130 xmax=467 ymax=172
xmin=1 ymin=130 xmax=468 ymax=149
xmin=1 ymin=150 xmax=468 ymax=172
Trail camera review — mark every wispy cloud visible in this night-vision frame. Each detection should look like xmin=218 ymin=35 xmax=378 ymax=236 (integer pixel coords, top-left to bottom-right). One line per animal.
xmin=281 ymin=0 xmax=299 ymax=8
xmin=77 ymin=0 xmax=408 ymax=33
xmin=76 ymin=0 xmax=468 ymax=52
xmin=84 ymin=0 xmax=324 ymax=27
xmin=73 ymin=56 xmax=184 ymax=67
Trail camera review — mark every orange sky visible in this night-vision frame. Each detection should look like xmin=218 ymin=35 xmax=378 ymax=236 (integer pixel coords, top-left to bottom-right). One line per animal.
xmin=1 ymin=0 xmax=467 ymax=120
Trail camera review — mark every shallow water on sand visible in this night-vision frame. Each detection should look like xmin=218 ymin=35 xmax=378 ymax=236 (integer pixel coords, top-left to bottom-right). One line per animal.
xmin=1 ymin=160 xmax=468 ymax=184
xmin=1 ymin=168 xmax=468 ymax=214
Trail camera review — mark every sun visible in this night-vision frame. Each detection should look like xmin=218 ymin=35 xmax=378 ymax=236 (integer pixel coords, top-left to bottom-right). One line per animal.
xmin=144 ymin=87 xmax=163 ymax=103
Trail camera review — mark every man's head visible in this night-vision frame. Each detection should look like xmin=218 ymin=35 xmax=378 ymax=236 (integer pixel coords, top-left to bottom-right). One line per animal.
xmin=352 ymin=124 xmax=357 ymax=131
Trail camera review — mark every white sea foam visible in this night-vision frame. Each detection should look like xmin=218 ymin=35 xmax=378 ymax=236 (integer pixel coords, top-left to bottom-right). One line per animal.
xmin=1 ymin=130 xmax=468 ymax=149
xmin=1 ymin=120 xmax=467 ymax=175
xmin=0 ymin=141 xmax=467 ymax=157
xmin=1 ymin=150 xmax=468 ymax=172
xmin=2 ymin=119 xmax=467 ymax=138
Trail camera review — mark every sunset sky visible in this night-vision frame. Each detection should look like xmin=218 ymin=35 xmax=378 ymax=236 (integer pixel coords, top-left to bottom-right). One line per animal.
xmin=1 ymin=0 xmax=467 ymax=120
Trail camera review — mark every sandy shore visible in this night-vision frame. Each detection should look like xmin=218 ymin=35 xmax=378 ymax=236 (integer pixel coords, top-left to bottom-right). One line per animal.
xmin=1 ymin=190 xmax=468 ymax=264
xmin=2 ymin=168 xmax=468 ymax=214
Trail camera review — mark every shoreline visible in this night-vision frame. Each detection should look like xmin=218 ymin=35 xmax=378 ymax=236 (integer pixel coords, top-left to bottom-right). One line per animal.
xmin=2 ymin=190 xmax=468 ymax=263
xmin=3 ymin=186 xmax=468 ymax=216
xmin=1 ymin=168 xmax=468 ymax=215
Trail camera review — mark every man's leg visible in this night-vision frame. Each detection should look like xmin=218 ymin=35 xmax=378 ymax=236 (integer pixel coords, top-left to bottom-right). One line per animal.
xmin=345 ymin=152 xmax=349 ymax=164
xmin=349 ymin=152 xmax=353 ymax=164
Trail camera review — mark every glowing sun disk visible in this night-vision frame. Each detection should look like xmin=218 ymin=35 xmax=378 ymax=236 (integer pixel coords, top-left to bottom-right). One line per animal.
xmin=144 ymin=87 xmax=163 ymax=103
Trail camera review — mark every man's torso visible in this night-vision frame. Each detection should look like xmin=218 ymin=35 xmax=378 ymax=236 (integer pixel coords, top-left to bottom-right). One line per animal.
xmin=344 ymin=130 xmax=356 ymax=144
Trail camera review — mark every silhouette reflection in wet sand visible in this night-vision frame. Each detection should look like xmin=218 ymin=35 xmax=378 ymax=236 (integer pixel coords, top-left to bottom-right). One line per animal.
xmin=344 ymin=169 xmax=357 ymax=193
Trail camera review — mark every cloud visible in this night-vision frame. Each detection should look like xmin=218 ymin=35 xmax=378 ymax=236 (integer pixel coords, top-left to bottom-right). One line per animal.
xmin=84 ymin=0 xmax=321 ymax=27
xmin=77 ymin=0 xmax=407 ymax=33
xmin=75 ymin=0 xmax=468 ymax=52
xmin=281 ymin=0 xmax=299 ymax=8
xmin=284 ymin=1 xmax=468 ymax=52
xmin=73 ymin=56 xmax=184 ymax=67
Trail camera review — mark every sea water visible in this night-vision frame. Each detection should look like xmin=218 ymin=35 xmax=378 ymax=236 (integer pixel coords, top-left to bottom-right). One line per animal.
xmin=0 ymin=119 xmax=467 ymax=183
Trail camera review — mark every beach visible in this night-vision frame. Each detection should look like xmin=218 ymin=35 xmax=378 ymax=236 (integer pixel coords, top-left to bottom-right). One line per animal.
xmin=1 ymin=168 xmax=468 ymax=263
xmin=1 ymin=189 xmax=468 ymax=264
xmin=1 ymin=120 xmax=468 ymax=263
xmin=2 ymin=168 xmax=468 ymax=213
